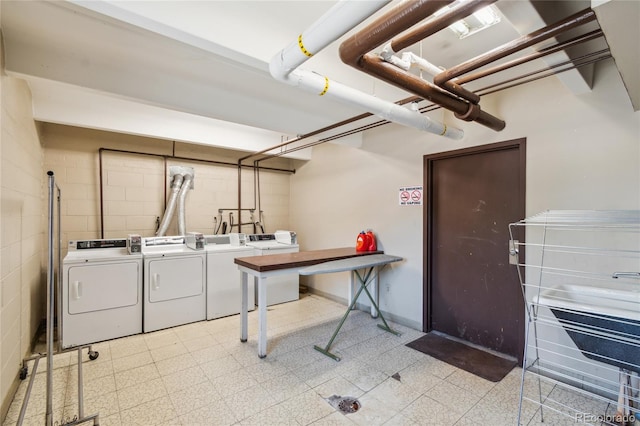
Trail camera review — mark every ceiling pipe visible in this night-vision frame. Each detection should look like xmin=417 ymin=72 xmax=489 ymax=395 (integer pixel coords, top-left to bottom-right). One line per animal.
xmin=453 ymin=28 xmax=604 ymax=85
xmin=377 ymin=0 xmax=498 ymax=105
xmin=359 ymin=54 xmax=504 ymax=130
xmin=259 ymin=51 xmax=612 ymax=162
xmin=269 ymin=0 xmax=388 ymax=81
xmin=268 ymin=0 xmax=463 ymax=139
xmin=339 ymin=0 xmax=505 ymax=131
xmin=239 ymin=95 xmax=421 ymax=164
xmin=433 ymin=8 xmax=598 ymax=102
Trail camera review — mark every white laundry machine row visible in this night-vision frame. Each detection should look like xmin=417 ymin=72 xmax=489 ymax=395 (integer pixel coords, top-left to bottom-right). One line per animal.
xmin=204 ymin=234 xmax=255 ymax=320
xmin=142 ymin=235 xmax=207 ymax=333
xmin=246 ymin=231 xmax=300 ymax=306
xmin=62 ymin=238 xmax=143 ymax=349
xmin=62 ymin=231 xmax=297 ymax=345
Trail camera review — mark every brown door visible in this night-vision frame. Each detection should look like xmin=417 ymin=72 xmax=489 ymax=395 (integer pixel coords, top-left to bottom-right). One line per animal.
xmin=424 ymin=139 xmax=526 ymax=362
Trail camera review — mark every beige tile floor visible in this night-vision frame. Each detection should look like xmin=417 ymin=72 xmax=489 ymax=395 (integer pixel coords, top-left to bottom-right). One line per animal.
xmin=3 ymin=294 xmax=628 ymax=426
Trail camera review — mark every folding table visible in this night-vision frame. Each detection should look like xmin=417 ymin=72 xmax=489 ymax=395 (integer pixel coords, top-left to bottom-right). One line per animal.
xmin=235 ymin=247 xmax=383 ymax=358
xmin=299 ymin=253 xmax=403 ymax=361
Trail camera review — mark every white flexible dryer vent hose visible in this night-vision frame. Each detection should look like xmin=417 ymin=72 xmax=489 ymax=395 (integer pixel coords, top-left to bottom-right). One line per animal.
xmin=156 ymin=174 xmax=184 ymax=236
xmin=177 ymin=173 xmax=193 ymax=236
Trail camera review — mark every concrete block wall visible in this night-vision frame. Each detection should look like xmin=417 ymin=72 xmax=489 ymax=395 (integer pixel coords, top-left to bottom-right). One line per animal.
xmin=41 ymin=124 xmax=295 ymax=255
xmin=1 ymin=74 xmax=44 ymax=419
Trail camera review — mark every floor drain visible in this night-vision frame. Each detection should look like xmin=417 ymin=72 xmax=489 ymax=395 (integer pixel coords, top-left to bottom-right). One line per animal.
xmin=326 ymin=395 xmax=361 ymax=414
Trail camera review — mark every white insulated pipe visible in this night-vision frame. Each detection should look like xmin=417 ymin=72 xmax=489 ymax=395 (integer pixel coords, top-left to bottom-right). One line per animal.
xmin=289 ymin=68 xmax=462 ymax=138
xmin=177 ymin=173 xmax=193 ymax=236
xmin=269 ymin=0 xmax=463 ymax=139
xmin=156 ymin=173 xmax=184 ymax=237
xmin=380 ymin=42 xmax=445 ymax=79
xmin=404 ymin=53 xmax=445 ymax=78
xmin=269 ymin=0 xmax=390 ymax=82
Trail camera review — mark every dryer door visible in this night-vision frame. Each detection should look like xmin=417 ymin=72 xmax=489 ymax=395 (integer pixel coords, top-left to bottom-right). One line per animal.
xmin=147 ymin=256 xmax=204 ymax=303
xmin=66 ymin=261 xmax=140 ymax=314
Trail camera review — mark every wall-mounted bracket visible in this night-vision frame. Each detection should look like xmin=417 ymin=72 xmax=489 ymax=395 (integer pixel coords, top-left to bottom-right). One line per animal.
xmin=509 ymin=240 xmax=519 ymax=265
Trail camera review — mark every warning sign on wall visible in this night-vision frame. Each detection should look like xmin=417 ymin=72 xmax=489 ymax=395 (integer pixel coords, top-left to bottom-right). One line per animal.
xmin=399 ymin=186 xmax=423 ymax=206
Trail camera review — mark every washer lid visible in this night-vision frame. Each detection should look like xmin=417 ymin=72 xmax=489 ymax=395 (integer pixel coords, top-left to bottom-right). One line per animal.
xmin=64 ymin=247 xmax=141 ymax=263
xmin=246 ymin=241 xmax=298 ymax=249
xmin=205 ymin=244 xmax=254 ymax=254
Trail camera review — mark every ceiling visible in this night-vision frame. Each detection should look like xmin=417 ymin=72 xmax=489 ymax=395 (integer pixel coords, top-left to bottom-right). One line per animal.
xmin=1 ymin=0 xmax=636 ymax=159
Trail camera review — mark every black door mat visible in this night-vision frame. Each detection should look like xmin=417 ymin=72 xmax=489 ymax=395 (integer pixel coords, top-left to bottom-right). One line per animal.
xmin=406 ymin=332 xmax=517 ymax=382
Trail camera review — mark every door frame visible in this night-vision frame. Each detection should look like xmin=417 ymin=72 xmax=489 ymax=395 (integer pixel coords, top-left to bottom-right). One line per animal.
xmin=423 ymin=139 xmax=526 ymax=336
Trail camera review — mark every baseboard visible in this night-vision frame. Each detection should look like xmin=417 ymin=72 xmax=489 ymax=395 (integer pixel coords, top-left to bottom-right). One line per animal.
xmin=307 ymin=287 xmax=422 ymax=330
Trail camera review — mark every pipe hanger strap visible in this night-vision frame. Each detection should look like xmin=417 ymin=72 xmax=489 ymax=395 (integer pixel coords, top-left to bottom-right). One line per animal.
xmin=319 ymin=77 xmax=330 ymax=96
xmin=298 ymin=34 xmax=314 ymax=57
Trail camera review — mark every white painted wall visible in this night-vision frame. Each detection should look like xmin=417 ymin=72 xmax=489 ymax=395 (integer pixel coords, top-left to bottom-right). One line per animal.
xmin=290 ymin=59 xmax=640 ymax=330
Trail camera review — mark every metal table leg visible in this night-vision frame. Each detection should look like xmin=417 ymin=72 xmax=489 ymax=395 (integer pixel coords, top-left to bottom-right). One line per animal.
xmin=257 ymin=276 xmax=268 ymax=358
xmin=314 ymin=266 xmax=400 ymax=361
xmin=240 ymin=271 xmax=248 ymax=343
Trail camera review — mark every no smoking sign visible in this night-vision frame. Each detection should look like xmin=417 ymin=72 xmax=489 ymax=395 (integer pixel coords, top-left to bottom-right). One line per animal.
xmin=399 ymin=186 xmax=423 ymax=206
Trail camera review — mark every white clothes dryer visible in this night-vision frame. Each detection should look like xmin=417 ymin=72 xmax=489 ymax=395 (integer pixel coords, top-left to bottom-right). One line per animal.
xmin=62 ymin=239 xmax=142 ymax=349
xmin=204 ymin=235 xmax=255 ymax=320
xmin=142 ymin=236 xmax=206 ymax=333
xmin=246 ymin=232 xmax=300 ymax=306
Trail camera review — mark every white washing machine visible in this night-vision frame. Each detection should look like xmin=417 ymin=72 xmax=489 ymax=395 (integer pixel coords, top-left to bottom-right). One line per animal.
xmin=62 ymin=238 xmax=142 ymax=349
xmin=142 ymin=236 xmax=206 ymax=333
xmin=246 ymin=231 xmax=300 ymax=306
xmin=204 ymin=234 xmax=255 ymax=320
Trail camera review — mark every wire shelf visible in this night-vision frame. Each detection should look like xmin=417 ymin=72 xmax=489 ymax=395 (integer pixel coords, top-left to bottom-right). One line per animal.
xmin=510 ymin=210 xmax=639 ymax=425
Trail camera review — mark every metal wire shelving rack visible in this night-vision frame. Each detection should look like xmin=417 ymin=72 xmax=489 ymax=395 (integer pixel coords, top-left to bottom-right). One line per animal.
xmin=509 ymin=210 xmax=639 ymax=425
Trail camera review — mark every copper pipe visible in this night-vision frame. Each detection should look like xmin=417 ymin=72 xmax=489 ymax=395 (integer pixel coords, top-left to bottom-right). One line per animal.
xmin=360 ymin=54 xmax=505 ymax=130
xmin=455 ymin=29 xmax=604 ymax=85
xmin=388 ymin=0 xmax=497 ymax=104
xmin=339 ymin=0 xmax=505 ymax=131
xmin=390 ymin=0 xmax=496 ymax=52
xmin=339 ymin=0 xmax=454 ymax=67
xmin=260 ymin=53 xmax=611 ymax=162
xmin=476 ymin=51 xmax=611 ymax=95
xmin=434 ymin=8 xmax=597 ymax=100
xmin=238 ymin=95 xmax=421 ymax=163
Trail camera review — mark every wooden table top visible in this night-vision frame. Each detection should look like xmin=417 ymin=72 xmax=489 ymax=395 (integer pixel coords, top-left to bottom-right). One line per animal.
xmin=234 ymin=247 xmax=383 ymax=272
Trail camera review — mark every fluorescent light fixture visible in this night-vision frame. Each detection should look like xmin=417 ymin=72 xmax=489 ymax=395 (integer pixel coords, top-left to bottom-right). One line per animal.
xmin=433 ymin=3 xmax=501 ymax=39
xmin=473 ymin=6 xmax=501 ymax=27
xmin=449 ymin=20 xmax=470 ymax=37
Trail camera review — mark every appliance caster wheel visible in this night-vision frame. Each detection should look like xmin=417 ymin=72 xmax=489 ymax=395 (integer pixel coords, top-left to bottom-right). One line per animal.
xmin=88 ymin=351 xmax=99 ymax=361
xmin=19 ymin=366 xmax=28 ymax=380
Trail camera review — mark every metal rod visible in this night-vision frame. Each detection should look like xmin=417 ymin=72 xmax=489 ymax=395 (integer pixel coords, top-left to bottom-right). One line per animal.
xmin=355 ymin=269 xmax=400 ymax=336
xmin=237 ymin=160 xmax=242 ymax=238
xmin=238 ymin=95 xmax=421 ymax=163
xmin=99 ymin=148 xmax=105 ymax=239
xmin=259 ymin=52 xmax=611 ymax=161
xmin=99 ymin=147 xmax=294 ymax=238
xmin=56 ymin=185 xmax=63 ymax=352
xmin=17 ymin=356 xmax=40 ymax=426
xmin=314 ymin=269 xmax=371 ymax=361
xmin=46 ymin=171 xmax=55 ymax=426
xmin=218 ymin=208 xmax=255 ymax=213
xmin=434 ymin=8 xmax=597 ymax=97
xmin=476 ymin=51 xmax=611 ymax=94
xmin=99 ymin=147 xmax=294 ymax=173
xmin=455 ymin=29 xmax=604 ymax=85
xmin=339 ymin=0 xmax=505 ymax=130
